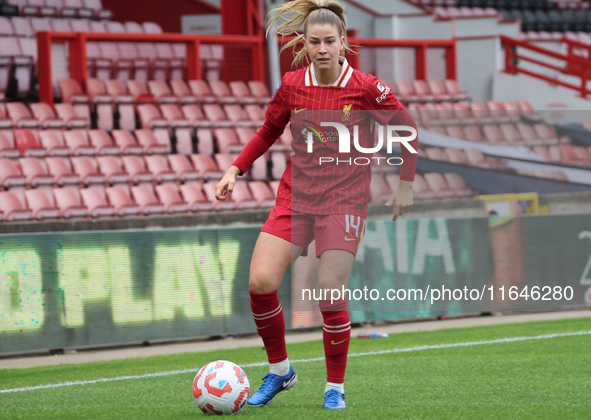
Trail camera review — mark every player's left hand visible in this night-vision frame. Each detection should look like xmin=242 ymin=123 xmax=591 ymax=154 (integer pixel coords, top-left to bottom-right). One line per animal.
xmin=385 ymin=180 xmax=414 ymax=222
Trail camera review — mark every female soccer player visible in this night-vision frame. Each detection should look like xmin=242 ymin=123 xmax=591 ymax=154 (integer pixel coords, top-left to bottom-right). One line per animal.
xmin=215 ymin=0 xmax=418 ymax=410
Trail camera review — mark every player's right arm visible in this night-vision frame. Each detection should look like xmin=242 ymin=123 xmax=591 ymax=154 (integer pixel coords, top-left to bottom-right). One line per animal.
xmin=215 ymin=77 xmax=291 ymax=201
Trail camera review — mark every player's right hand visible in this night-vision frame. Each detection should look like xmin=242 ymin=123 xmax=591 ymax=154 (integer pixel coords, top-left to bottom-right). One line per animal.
xmin=215 ymin=166 xmax=241 ymax=201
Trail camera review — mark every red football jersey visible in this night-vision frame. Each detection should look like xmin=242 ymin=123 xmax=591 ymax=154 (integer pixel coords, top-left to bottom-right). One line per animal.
xmin=264 ymin=58 xmax=417 ymax=217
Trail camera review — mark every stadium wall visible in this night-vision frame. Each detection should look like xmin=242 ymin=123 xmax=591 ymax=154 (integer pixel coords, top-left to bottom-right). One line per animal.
xmin=1 ymin=196 xmax=590 ymax=355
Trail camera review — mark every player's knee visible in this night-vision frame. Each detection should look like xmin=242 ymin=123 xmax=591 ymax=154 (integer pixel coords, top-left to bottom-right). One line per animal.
xmin=249 ymin=268 xmax=281 ymax=294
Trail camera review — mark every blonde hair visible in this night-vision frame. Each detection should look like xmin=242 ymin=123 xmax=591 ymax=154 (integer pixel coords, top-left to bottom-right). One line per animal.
xmin=266 ymin=0 xmax=353 ymax=68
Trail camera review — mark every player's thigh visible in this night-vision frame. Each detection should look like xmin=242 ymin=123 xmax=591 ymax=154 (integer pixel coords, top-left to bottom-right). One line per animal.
xmin=317 ymin=249 xmax=355 ymax=291
xmin=249 ymin=231 xmax=304 ymax=293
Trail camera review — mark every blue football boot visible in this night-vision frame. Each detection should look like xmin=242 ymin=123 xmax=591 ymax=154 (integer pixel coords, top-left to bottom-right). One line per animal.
xmin=323 ymin=389 xmax=346 ymax=409
xmin=247 ymin=365 xmax=297 ymax=407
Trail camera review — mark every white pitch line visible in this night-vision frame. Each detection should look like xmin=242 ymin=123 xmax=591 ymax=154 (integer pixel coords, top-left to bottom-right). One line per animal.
xmin=1 ymin=330 xmax=590 ymax=395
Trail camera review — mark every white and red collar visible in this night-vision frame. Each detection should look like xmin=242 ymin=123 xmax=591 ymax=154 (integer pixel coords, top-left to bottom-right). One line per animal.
xmin=305 ymin=56 xmax=353 ymax=87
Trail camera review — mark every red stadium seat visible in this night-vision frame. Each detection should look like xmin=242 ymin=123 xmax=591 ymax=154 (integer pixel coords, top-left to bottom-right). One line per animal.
xmin=224 ymin=104 xmax=253 ymax=127
xmin=167 ymin=154 xmax=200 ymax=182
xmin=111 ymin=130 xmax=144 ymax=155
xmin=179 ymin=182 xmax=212 ymax=212
xmin=412 ymin=80 xmax=436 ymax=102
xmin=0 ymin=131 xmax=18 ymax=158
xmin=88 ymin=129 xmax=120 ymax=155
xmin=45 ymin=156 xmax=78 ymax=185
xmin=190 ymin=153 xmax=223 ymax=179
xmin=413 ymin=174 xmax=436 ymax=200
xmin=248 ymin=81 xmax=271 ymax=104
xmin=499 ymin=124 xmax=524 ymax=145
xmin=445 ymin=125 xmax=468 ymax=141
xmin=424 ymin=147 xmax=448 ymax=161
xmin=244 ymin=104 xmax=266 ymax=127
xmin=28 ymin=103 xmax=63 ymax=129
xmin=0 ymin=191 xmax=32 ymax=221
xmin=24 ymin=188 xmax=60 ymax=220
xmin=54 ymin=103 xmax=90 ymax=128
xmin=38 ymin=130 xmax=68 ymax=156
xmin=96 ymin=155 xmax=129 ymax=184
xmin=121 ymin=155 xmax=153 ymax=183
xmin=195 ymin=128 xmax=214 ymax=155
xmin=203 ymin=104 xmax=232 ymax=127
xmin=393 ymin=81 xmax=420 ymax=103
xmin=270 ymin=152 xmax=287 ymax=180
xmin=5 ymin=103 xmax=38 ymax=128
xmin=70 ymin=156 xmax=104 ymax=184
xmin=249 ymin=181 xmax=276 ymax=208
xmin=20 ymin=157 xmax=54 ymax=186
xmin=427 ymin=80 xmax=452 ymax=102
xmin=79 ymin=186 xmax=114 ymax=218
xmin=209 ymin=80 xmax=238 ymax=104
xmin=214 ymin=128 xmax=242 ymax=153
xmin=149 ymin=80 xmax=195 ymax=104
xmin=444 ymin=79 xmax=468 ymax=102
xmin=188 ymin=79 xmax=217 ymax=103
xmin=423 ymin=173 xmax=456 ymax=199
xmin=84 ymin=78 xmax=115 ymax=131
xmin=137 ymin=103 xmax=169 ymax=129
xmin=144 ymin=154 xmax=176 ymax=182
xmin=63 ymin=129 xmax=95 ymax=155
xmin=0 ymin=157 xmax=26 ymax=187
xmin=444 ymin=148 xmax=468 ymax=165
xmin=154 ymin=183 xmax=188 ymax=213
xmin=482 ymin=124 xmax=505 ymax=145
xmin=465 ymin=147 xmax=494 ymax=168
xmin=230 ymin=180 xmax=258 ymax=209
xmin=369 ymin=174 xmax=392 ymax=204
xmin=134 ymin=128 xmax=170 ymax=154
xmin=53 ymin=186 xmax=87 ymax=218
xmin=103 ymin=79 xmax=136 ymax=131
xmin=444 ymin=173 xmax=473 ymax=197
xmin=229 ymin=81 xmax=257 ymax=104
xmin=105 ymin=185 xmax=140 ymax=216
xmin=131 ymin=184 xmax=164 ymax=215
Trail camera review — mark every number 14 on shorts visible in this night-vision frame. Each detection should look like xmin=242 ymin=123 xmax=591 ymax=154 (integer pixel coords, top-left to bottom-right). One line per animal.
xmin=344 ymin=215 xmax=362 ymax=242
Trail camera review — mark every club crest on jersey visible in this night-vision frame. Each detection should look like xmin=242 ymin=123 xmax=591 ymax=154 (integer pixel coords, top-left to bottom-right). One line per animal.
xmin=342 ymin=104 xmax=352 ymax=121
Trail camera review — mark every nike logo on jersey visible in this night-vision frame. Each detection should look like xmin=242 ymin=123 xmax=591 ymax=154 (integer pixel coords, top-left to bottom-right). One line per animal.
xmin=294 ymin=108 xmax=307 ymax=113
xmin=256 ymin=324 xmax=270 ymax=330
xmin=344 ymin=236 xmax=357 ymax=241
xmin=331 ymin=339 xmax=348 ymax=345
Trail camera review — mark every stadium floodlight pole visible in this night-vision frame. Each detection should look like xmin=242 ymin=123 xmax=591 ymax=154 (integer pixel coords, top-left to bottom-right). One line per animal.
xmin=264 ymin=0 xmax=282 ymax=93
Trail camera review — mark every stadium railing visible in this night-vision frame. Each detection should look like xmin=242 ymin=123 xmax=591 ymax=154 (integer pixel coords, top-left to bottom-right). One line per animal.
xmin=500 ymin=34 xmax=591 ymax=98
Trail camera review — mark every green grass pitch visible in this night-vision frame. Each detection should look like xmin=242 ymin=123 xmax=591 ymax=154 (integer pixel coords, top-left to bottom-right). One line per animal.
xmin=1 ymin=317 xmax=590 ymax=419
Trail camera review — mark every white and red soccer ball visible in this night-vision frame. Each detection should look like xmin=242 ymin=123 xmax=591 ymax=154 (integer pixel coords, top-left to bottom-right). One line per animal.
xmin=193 ymin=360 xmax=250 ymax=415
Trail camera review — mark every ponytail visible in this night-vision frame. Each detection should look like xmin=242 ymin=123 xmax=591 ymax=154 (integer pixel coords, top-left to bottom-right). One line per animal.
xmin=266 ymin=0 xmax=354 ymax=68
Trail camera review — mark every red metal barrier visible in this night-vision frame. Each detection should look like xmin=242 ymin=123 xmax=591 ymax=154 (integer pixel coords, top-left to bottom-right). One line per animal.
xmin=500 ymin=35 xmax=591 ymax=98
xmin=36 ymin=32 xmax=265 ymax=105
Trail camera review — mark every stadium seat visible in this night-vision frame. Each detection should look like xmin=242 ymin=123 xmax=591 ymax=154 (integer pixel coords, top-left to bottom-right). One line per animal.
xmin=137 ymin=103 xmax=169 ymax=129
xmin=224 ymin=104 xmax=253 ymax=127
xmin=56 ymin=79 xmax=91 ymax=118
xmin=134 ymin=128 xmax=170 ymax=154
xmin=181 ymin=104 xmax=211 ymax=128
xmin=191 ymin=153 xmax=224 ymax=179
xmin=63 ymin=129 xmax=95 ymax=155
xmin=214 ymin=128 xmax=242 ymax=153
xmin=444 ymin=79 xmax=469 ymax=102
xmin=444 ymin=147 xmax=469 ymax=165
xmin=13 ymin=128 xmax=45 ymax=157
xmin=195 ymin=128 xmax=215 ymax=155
xmin=188 ymin=79 xmax=217 ymax=103
xmin=144 ymin=154 xmax=176 ymax=183
xmin=84 ymin=0 xmax=113 ymax=20
xmin=105 ymin=185 xmax=140 ymax=216
xmin=167 ymin=154 xmax=200 ymax=182
xmin=103 ymin=79 xmax=136 ymax=130
xmin=88 ymin=129 xmax=120 ymax=155
xmin=53 ymin=186 xmax=87 ymax=218
xmin=28 ymin=103 xmax=63 ymax=129
xmin=423 ymin=172 xmax=456 ymax=199
xmin=11 ymin=17 xmax=34 ymax=38
xmin=79 ymin=186 xmax=114 ymax=218
xmin=412 ymin=80 xmax=436 ymax=102
xmin=179 ymin=182 xmax=212 ymax=212
xmin=445 ymin=125 xmax=468 ymax=141
xmin=131 ymin=184 xmax=164 ymax=215
xmin=369 ymin=174 xmax=393 ymax=204
xmin=444 ymin=173 xmax=474 ymax=197
xmin=248 ymin=81 xmax=272 ymax=104
xmin=121 ymin=155 xmax=153 ymax=183
xmin=5 ymin=102 xmax=38 ymax=128
xmin=270 ymin=152 xmax=287 ymax=180
xmin=62 ymin=0 xmax=94 ymax=18
xmin=209 ymin=80 xmax=238 ymax=104
xmin=230 ymin=180 xmax=258 ymax=209
xmin=111 ymin=130 xmax=144 ymax=155
xmin=45 ymin=156 xmax=79 ymax=185
xmin=393 ymin=81 xmax=420 ymax=103
xmin=427 ymin=80 xmax=452 ymax=102
xmin=424 ymin=147 xmax=448 ymax=161
xmin=413 ymin=174 xmax=436 ymax=200
xmin=20 ymin=157 xmax=53 ymax=186
xmin=149 ymin=80 xmax=195 ymax=104
xmin=244 ymin=104 xmax=266 ymax=127
xmin=84 ymin=78 xmax=114 ymax=131
xmin=0 ymin=157 xmax=26 ymax=187
xmin=499 ymin=123 xmax=524 ymax=145
xmin=70 ymin=156 xmax=104 ymax=184
xmin=0 ymin=190 xmax=32 ymax=221
xmin=203 ymin=104 xmax=232 ymax=127
xmin=96 ymin=155 xmax=129 ymax=184
xmin=465 ymin=147 xmax=494 ymax=168
xmin=38 ymin=130 xmax=69 ymax=157
xmin=249 ymin=181 xmax=276 ymax=208
xmin=24 ymin=188 xmax=60 ymax=220
xmin=154 ymin=183 xmax=188 ymax=213
xmin=229 ymin=81 xmax=257 ymax=104
xmin=0 ymin=131 xmax=19 ymax=158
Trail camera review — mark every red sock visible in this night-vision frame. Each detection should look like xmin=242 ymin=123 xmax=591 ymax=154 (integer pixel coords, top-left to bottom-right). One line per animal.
xmin=319 ymin=300 xmax=350 ymax=383
xmin=250 ymin=290 xmax=288 ymax=364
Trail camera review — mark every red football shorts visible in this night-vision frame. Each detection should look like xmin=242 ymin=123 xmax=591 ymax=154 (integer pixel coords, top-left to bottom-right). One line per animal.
xmin=261 ymin=205 xmax=365 ymax=258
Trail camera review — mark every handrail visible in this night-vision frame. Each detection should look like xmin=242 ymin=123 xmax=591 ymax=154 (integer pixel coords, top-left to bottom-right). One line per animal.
xmin=37 ymin=32 xmax=266 ymax=104
xmin=500 ymin=35 xmax=591 ymax=98
xmin=278 ymin=36 xmax=457 ymax=81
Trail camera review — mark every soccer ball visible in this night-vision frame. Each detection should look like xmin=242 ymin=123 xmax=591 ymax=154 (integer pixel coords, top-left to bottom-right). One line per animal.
xmin=192 ymin=360 xmax=250 ymax=415
xmin=585 ymin=286 xmax=591 ymax=309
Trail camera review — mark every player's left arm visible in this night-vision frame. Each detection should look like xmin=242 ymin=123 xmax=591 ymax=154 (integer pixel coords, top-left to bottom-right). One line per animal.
xmin=364 ymin=77 xmax=418 ymax=221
